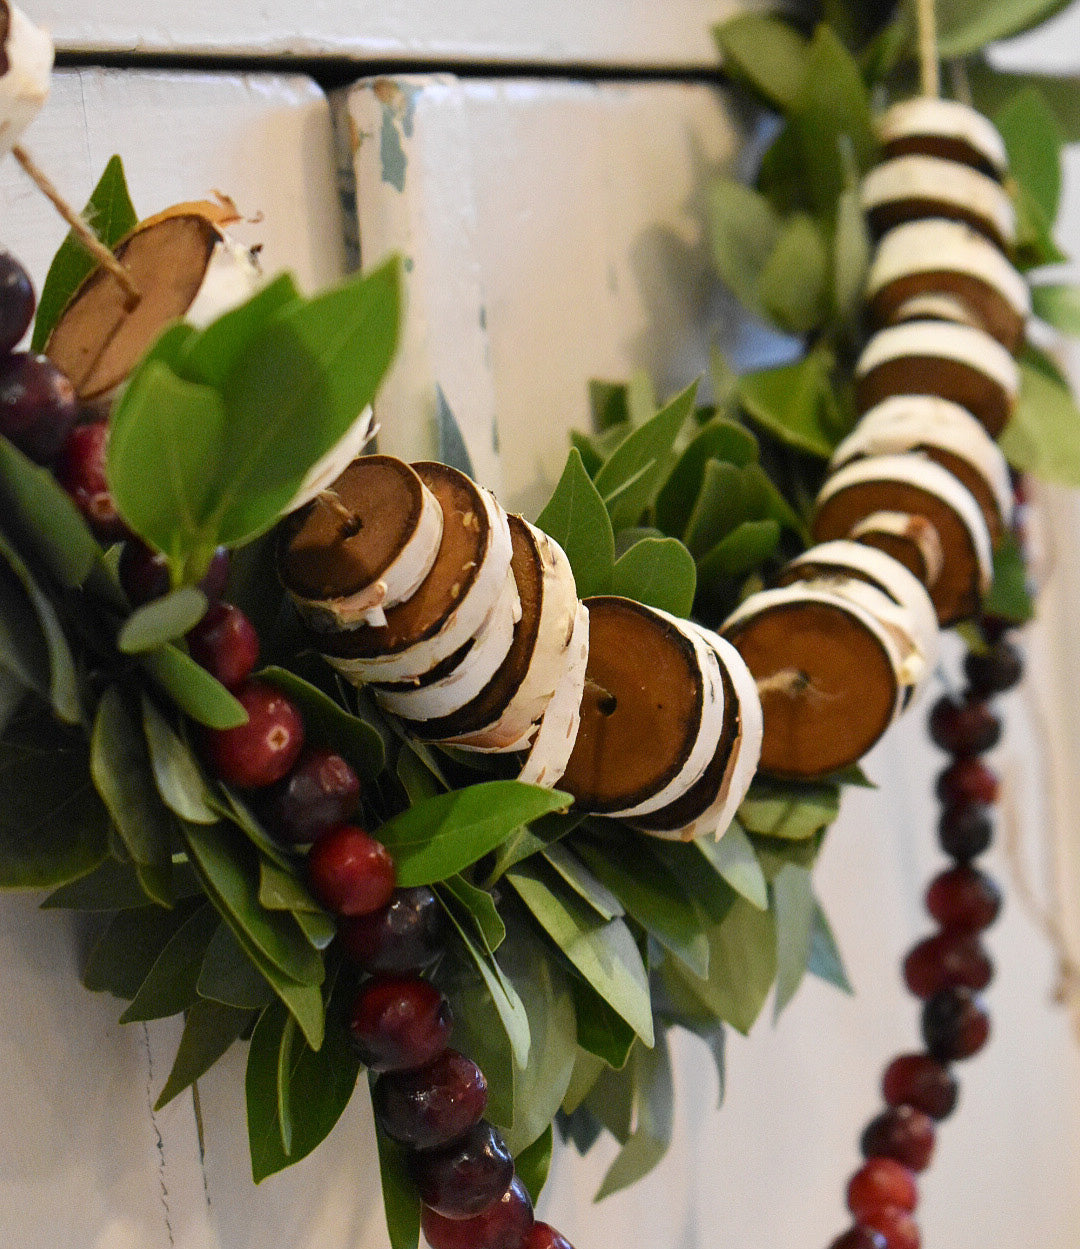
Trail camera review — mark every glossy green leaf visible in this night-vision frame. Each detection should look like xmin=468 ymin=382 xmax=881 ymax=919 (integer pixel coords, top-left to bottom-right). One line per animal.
xmin=772 ymin=863 xmax=815 ymax=1017
xmin=983 ymin=529 xmax=1035 ymax=623
xmin=140 ymin=644 xmax=248 ymax=729
xmin=42 ymin=857 xmax=183 ymax=912
xmin=1032 ymin=284 xmax=1080 ymax=336
xmin=757 ymin=213 xmax=830 ymax=334
xmin=713 ymin=15 xmax=809 ymax=112
xmin=570 ymin=976 xmax=638 ymax=1069
xmin=698 ymin=822 xmax=768 ymax=910
xmin=935 ymin=0 xmax=1075 ymax=57
xmin=373 ymin=1124 xmax=421 ymax=1249
xmin=121 ymin=903 xmax=219 ymax=1022
xmin=141 ymin=695 xmax=219 ymax=824
xmin=155 ymin=999 xmax=252 ymax=1109
xmin=709 ymin=180 xmax=783 ymax=316
xmin=436 ymin=385 xmax=476 ymax=478
xmin=611 ymin=537 xmax=696 ymax=617
xmin=258 ymin=858 xmax=326 ymax=915
xmin=438 ymin=874 xmax=505 ymax=952
xmin=738 ymin=353 xmax=837 ymax=459
xmin=583 ymin=1055 xmax=635 ymax=1143
xmin=293 ymin=907 xmax=337 ymax=951
xmin=33 ymin=155 xmax=138 ymax=351
xmin=197 ymin=922 xmax=273 ymax=1010
xmin=654 ymin=416 xmax=758 ymax=537
xmin=212 ymin=786 xmax=293 ymax=872
xmin=515 ymin=1125 xmax=554 ymax=1205
xmin=595 ymin=1031 xmax=674 ymax=1201
xmin=375 ymin=781 xmax=571 ymax=888
xmin=542 ymin=842 xmax=623 ymax=921
xmin=750 ymin=830 xmax=826 ymax=882
xmin=83 ymin=903 xmax=200 ymax=999
xmin=276 ymin=1013 xmax=298 ymax=1153
xmin=647 ymin=837 xmax=736 ymax=926
xmin=535 ymin=448 xmax=615 ymax=598
xmin=995 ymin=85 xmax=1063 ymax=223
xmin=117 ymin=588 xmax=208 ymax=654
xmin=1000 ymin=348 xmax=1080 ymax=485
xmin=696 ymin=519 xmax=782 ymax=590
xmin=482 ymin=810 xmax=583 ymax=886
xmin=178 ymin=273 xmax=301 ymax=387
xmin=808 ymin=899 xmax=853 ymax=995
xmin=739 ymin=778 xmax=840 ymax=840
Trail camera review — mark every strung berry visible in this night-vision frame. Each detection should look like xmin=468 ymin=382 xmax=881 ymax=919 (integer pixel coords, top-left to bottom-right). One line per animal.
xmin=54 ymin=421 xmax=128 ymax=539
xmin=525 ymin=1224 xmax=577 ymax=1249
xmin=420 ymin=1174 xmax=533 ymax=1249
xmin=340 ymin=885 xmax=445 ymax=974
xmin=925 ymin=865 xmax=1001 ymax=932
xmin=372 ymin=1048 xmax=487 ymax=1149
xmin=187 ymin=602 xmax=260 ymax=690
xmin=928 ymin=692 xmax=1001 ymax=756
xmin=922 ymin=987 xmax=991 ymax=1061
xmin=201 ymin=679 xmax=304 ymax=789
xmin=120 ymin=539 xmax=230 ymax=606
xmin=200 ymin=546 xmax=231 ymax=601
xmin=348 ymin=975 xmax=452 ymax=1071
xmin=861 ymin=1106 xmax=935 ymax=1172
xmin=964 ymin=640 xmax=1024 ymax=697
xmin=935 ymin=757 xmax=999 ymax=808
xmin=847 ymin=1158 xmax=917 ymax=1220
xmin=882 ymin=1054 xmax=958 ymax=1121
xmin=262 ymin=746 xmax=360 ymax=845
xmin=0 ymin=352 xmax=79 ymax=463
xmin=859 ymin=1206 xmax=920 ymax=1249
xmin=937 ymin=802 xmax=993 ymax=862
xmin=903 ymin=930 xmax=993 ymax=999
xmin=978 ymin=614 xmax=1016 ymax=646
xmin=408 ymin=1120 xmax=515 ymax=1217
xmin=828 ymin=1229 xmax=887 ymax=1249
xmin=307 ymin=824 xmax=395 ymax=916
xmin=0 ymin=252 xmax=35 ymax=354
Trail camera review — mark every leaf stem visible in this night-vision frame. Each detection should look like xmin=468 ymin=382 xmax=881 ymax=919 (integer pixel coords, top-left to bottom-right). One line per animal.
xmin=915 ymin=0 xmax=941 ymax=98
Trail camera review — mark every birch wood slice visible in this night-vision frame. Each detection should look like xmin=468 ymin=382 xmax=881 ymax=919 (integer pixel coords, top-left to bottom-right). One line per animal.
xmin=877 ymin=97 xmax=1010 ymax=179
xmin=848 ymin=510 xmax=945 ymax=587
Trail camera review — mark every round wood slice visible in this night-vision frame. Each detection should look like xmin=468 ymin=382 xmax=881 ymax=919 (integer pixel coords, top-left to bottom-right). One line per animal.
xmin=832 ymin=394 xmax=1013 ymax=543
xmin=812 ymin=453 xmax=993 ymax=627
xmin=848 ymin=510 xmax=944 ymax=589
xmin=723 ymin=585 xmax=906 ymax=781
xmin=517 ymin=600 xmax=590 ymax=790
xmin=319 ymin=462 xmax=513 ymax=683
xmin=854 ymin=321 xmax=1019 ymax=438
xmin=558 ymin=598 xmax=725 ymax=818
xmin=280 ymin=455 xmax=443 ymax=630
xmin=45 ymin=211 xmax=262 ymax=400
xmin=877 ymin=98 xmax=1009 ymax=180
xmin=866 ymin=219 xmax=1029 ymax=352
xmin=860 ymin=155 xmax=1017 ymax=253
xmin=0 ymin=2 xmax=52 ymax=158
xmin=285 ymin=406 xmax=376 ymax=516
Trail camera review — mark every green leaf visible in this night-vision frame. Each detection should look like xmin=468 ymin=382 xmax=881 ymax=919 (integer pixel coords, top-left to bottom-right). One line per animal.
xmin=436 ymin=385 xmax=476 ymax=478
xmin=935 ymin=0 xmax=1075 ymax=57
xmin=654 ymin=416 xmax=758 ymax=538
xmin=983 ymin=529 xmax=1035 ymax=623
xmin=507 ymin=860 xmax=654 ymax=1047
xmin=178 ymin=273 xmax=301 ymax=387
xmin=696 ymin=519 xmax=782 ymax=589
xmin=698 ymin=822 xmax=768 ymax=910
xmin=589 ymin=380 xmax=631 ymax=432
xmin=438 ymin=874 xmax=505 ymax=952
xmin=772 ymin=864 xmax=815 ymax=1017
xmin=212 ymin=785 xmax=293 ymax=872
xmin=808 ymin=899 xmax=853 ymax=994
xmin=440 ymin=944 xmax=516 ymax=1127
xmin=968 ymin=60 xmax=1080 ymax=144
xmin=571 ymin=977 xmax=638 ymax=1069
xmin=258 ymin=858 xmax=326 ymax=915
xmin=535 ymin=448 xmax=615 ymax=598
xmin=42 ymin=857 xmax=173 ymax=911
xmin=738 ymin=353 xmax=838 ymax=459
xmin=1032 ymin=284 xmax=1080 ymax=336
xmin=542 ymin=843 xmax=623 ymax=922
xmin=482 ymin=810 xmax=583 ymax=886
xmin=0 ymin=711 xmax=109 ymax=889
xmin=83 ymin=902 xmax=201 ymax=999
xmin=0 ymin=438 xmax=99 ymax=587
xmin=999 ymin=348 xmax=1080 ymax=486
xmin=611 ymin=537 xmax=696 ymax=617
xmin=996 ymin=86 xmax=1063 ymax=225
xmin=757 ymin=213 xmax=830 ymax=334
xmin=33 ymin=155 xmax=138 ymax=351
xmin=140 ymin=644 xmax=248 ymax=729
xmin=375 ymin=781 xmax=571 ymax=888
xmin=121 ymin=903 xmax=219 ymax=1022
xmin=595 ymin=1031 xmax=674 ymax=1201
xmin=117 ymin=588 xmax=209 ymax=654
xmin=197 ymin=922 xmax=273 ymax=1010
xmin=0 ymin=571 xmax=51 ymax=703
xmin=141 ymin=695 xmax=219 ymax=824
xmin=373 ymin=1125 xmax=421 ymax=1249
xmin=155 ymin=999 xmax=252 ymax=1110
xmin=708 ymin=180 xmax=782 ymax=317
xmin=515 ymin=1125 xmax=553 ymax=1205
xmin=713 ymin=15 xmax=809 ymax=111
xmin=259 ymin=665 xmax=385 ymax=780
xmin=647 ymin=837 xmax=736 ymax=926
xmin=833 ymin=184 xmax=872 ymax=323
xmin=738 ymin=777 xmax=840 ymax=840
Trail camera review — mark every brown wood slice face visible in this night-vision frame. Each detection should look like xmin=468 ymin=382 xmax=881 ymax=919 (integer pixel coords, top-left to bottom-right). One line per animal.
xmin=723 ymin=594 xmax=900 ymax=781
xmin=855 ymin=353 xmax=1013 ymax=438
xmin=559 ymin=597 xmax=704 ymax=815
xmin=45 ymin=214 xmax=223 ymax=398
xmin=881 ymin=135 xmax=1002 ymax=180
xmin=851 ymin=523 xmax=936 ymax=586
xmin=868 ymin=270 xmax=1024 ymax=354
xmin=923 ymin=446 xmax=1004 ymax=546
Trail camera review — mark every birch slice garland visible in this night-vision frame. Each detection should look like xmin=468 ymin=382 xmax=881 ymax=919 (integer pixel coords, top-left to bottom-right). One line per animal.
xmin=0 ymin=2 xmax=51 ymax=158
xmin=848 ymin=510 xmax=945 ymax=587
xmin=515 ymin=599 xmax=590 ymax=789
xmin=876 ymin=97 xmax=1010 ymax=179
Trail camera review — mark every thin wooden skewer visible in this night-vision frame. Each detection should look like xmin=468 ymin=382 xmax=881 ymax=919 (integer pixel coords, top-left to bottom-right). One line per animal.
xmin=915 ymin=0 xmax=941 ymax=99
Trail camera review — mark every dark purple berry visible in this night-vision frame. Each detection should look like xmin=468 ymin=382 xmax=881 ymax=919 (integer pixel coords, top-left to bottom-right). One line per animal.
xmin=926 ymin=865 xmax=1001 ymax=932
xmin=201 ymin=679 xmax=304 ymax=788
xmin=307 ymin=824 xmax=396 ymax=917
xmin=922 ymin=987 xmax=990 ymax=1061
xmin=937 ymin=802 xmax=993 ymax=861
xmin=187 ymin=602 xmax=260 ymax=690
xmin=935 ymin=758 xmax=999 ymax=808
xmin=54 ymin=420 xmax=128 ymax=539
xmin=0 ymin=251 xmax=35 ymax=353
xmin=340 ymin=885 xmax=445 ymax=974
xmin=263 ymin=747 xmax=360 ymax=844
xmin=903 ymin=931 xmax=993 ymax=999
xmin=200 ymin=546 xmax=231 ymax=601
xmin=828 ymin=1229 xmax=887 ymax=1249
xmin=408 ymin=1120 xmax=515 ymax=1218
xmin=861 ymin=1106 xmax=935 ymax=1172
xmin=881 ymin=1054 xmax=958 ymax=1121
xmin=421 ymin=1175 xmax=533 ymax=1249
xmin=119 ymin=538 xmax=171 ymax=605
xmin=928 ymin=692 xmax=1001 ymax=756
xmin=348 ymin=975 xmax=452 ymax=1072
xmin=372 ymin=1048 xmax=487 ymax=1149
xmin=0 ymin=351 xmax=78 ymax=463
xmin=964 ymin=640 xmax=1023 ymax=696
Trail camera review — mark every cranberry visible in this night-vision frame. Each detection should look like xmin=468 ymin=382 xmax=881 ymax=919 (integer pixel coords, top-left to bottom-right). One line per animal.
xmin=119 ymin=538 xmax=172 ymax=605
xmin=199 ymin=546 xmax=231 ymax=601
xmin=408 ymin=1120 xmax=515 ymax=1218
xmin=201 ymin=679 xmax=304 ymax=788
xmin=937 ymin=802 xmax=993 ymax=862
xmin=922 ymin=987 xmax=991 ymax=1061
xmin=54 ymin=421 xmax=128 ymax=539
xmin=307 ymin=824 xmax=395 ymax=917
xmin=935 ymin=758 xmax=999 ymax=808
xmin=882 ymin=1054 xmax=958 ymax=1121
xmin=0 ymin=351 xmax=78 ymax=463
xmin=926 ymin=866 xmax=1001 ymax=932
xmin=979 ymin=614 xmax=1015 ymax=645
xmin=964 ymin=641 xmax=1023 ymax=696
xmin=860 ymin=1206 xmax=920 ymax=1249
xmin=0 ymin=251 xmax=35 ymax=353
xmin=262 ymin=747 xmax=360 ymax=844
xmin=928 ymin=692 xmax=1001 ymax=756
xmin=421 ymin=1174 xmax=533 ymax=1249
xmin=187 ymin=602 xmax=260 ymax=690
xmin=847 ymin=1158 xmax=917 ymax=1219
xmin=348 ymin=975 xmax=452 ymax=1071
xmin=903 ymin=931 xmax=993 ymax=999
xmin=525 ymin=1225 xmax=576 ymax=1249
xmin=828 ymin=1230 xmax=887 ymax=1249
xmin=372 ymin=1048 xmax=487 ymax=1150
xmin=340 ymin=885 xmax=445 ymax=974
xmin=861 ymin=1106 xmax=935 ymax=1172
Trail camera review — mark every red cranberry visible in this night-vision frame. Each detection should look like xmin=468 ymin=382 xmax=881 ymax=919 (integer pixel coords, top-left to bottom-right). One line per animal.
xmin=882 ymin=1054 xmax=958 ymax=1120
xmin=964 ymin=641 xmax=1023 ymax=696
xmin=0 ymin=351 xmax=78 ymax=463
xmin=926 ymin=865 xmax=1001 ymax=932
xmin=307 ymin=824 xmax=395 ymax=917
xmin=348 ymin=975 xmax=452 ymax=1071
xmin=828 ymin=1230 xmax=887 ymax=1249
xmin=860 ymin=1206 xmax=920 ymax=1249
xmin=0 ymin=251 xmax=35 ymax=353
xmin=187 ymin=602 xmax=260 ymax=690
xmin=201 ymin=679 xmax=304 ymax=788
xmin=525 ymin=1225 xmax=576 ymax=1249
xmin=408 ymin=1120 xmax=515 ymax=1218
xmin=903 ymin=931 xmax=993 ymax=998
xmin=372 ymin=1048 xmax=487 ymax=1149
xmin=263 ymin=747 xmax=360 ymax=844
xmin=340 ymin=885 xmax=445 ymax=974
xmin=861 ymin=1106 xmax=935 ymax=1172
xmin=847 ymin=1158 xmax=917 ymax=1219
xmin=421 ymin=1175 xmax=533 ymax=1249
xmin=928 ymin=692 xmax=1001 ymax=756
xmin=119 ymin=538 xmax=171 ymax=604
xmin=54 ymin=421 xmax=128 ymax=539
xmin=935 ymin=757 xmax=999 ymax=808
xmin=922 ymin=987 xmax=991 ymax=1061
xmin=937 ymin=802 xmax=993 ymax=862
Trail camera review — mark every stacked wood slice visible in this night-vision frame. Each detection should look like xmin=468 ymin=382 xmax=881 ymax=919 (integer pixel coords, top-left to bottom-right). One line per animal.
xmin=723 ymin=97 xmax=1023 ymax=782
xmin=280 ymin=457 xmax=763 ymax=840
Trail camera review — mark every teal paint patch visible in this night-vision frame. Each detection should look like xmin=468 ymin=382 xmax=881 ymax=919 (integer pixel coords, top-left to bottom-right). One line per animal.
xmin=479 ymin=306 xmax=487 ymax=331
xmin=379 ymin=106 xmax=408 ymax=192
